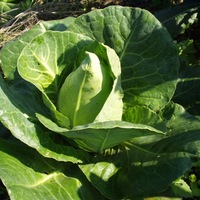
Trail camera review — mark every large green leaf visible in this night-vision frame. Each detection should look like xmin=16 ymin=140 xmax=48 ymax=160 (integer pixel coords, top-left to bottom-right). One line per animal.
xmin=0 ymin=74 xmax=89 ymax=163
xmin=66 ymin=122 xmax=163 ymax=153
xmin=40 ymin=17 xmax=75 ymax=31
xmin=0 ymin=139 xmax=105 ymax=200
xmin=67 ymin=6 xmax=179 ymax=111
xmin=79 ymin=104 xmax=200 ymax=199
xmin=36 ymin=113 xmax=164 ymax=153
xmin=1 ymin=25 xmax=45 ymax=81
xmin=0 ymin=17 xmax=75 ymax=81
xmin=123 ymin=105 xmax=167 ymax=132
xmin=173 ymin=64 xmax=200 ymax=115
xmin=155 ymin=3 xmax=200 ymax=37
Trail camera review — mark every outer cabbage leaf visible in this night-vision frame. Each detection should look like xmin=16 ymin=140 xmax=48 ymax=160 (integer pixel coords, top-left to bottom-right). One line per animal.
xmin=155 ymin=3 xmax=200 ymax=37
xmin=40 ymin=17 xmax=75 ymax=31
xmin=173 ymin=64 xmax=200 ymax=115
xmin=1 ymin=25 xmax=46 ymax=81
xmin=78 ymin=104 xmax=200 ymax=199
xmin=67 ymin=6 xmax=179 ymax=111
xmin=0 ymin=17 xmax=75 ymax=81
xmin=42 ymin=92 xmax=71 ymax=128
xmin=123 ymin=105 xmax=167 ymax=132
xmin=36 ymin=113 xmax=164 ymax=153
xmin=0 ymin=75 xmax=89 ymax=163
xmin=0 ymin=139 xmax=104 ymax=200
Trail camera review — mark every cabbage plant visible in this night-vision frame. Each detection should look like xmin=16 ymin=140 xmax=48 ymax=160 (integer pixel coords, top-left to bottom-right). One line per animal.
xmin=0 ymin=6 xmax=200 ymax=199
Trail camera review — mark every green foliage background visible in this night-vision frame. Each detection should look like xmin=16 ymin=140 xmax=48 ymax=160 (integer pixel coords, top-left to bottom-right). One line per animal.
xmin=0 ymin=1 xmax=200 ymax=200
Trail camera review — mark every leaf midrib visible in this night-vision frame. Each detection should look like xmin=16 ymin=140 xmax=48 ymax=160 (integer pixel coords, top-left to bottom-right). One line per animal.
xmin=31 ymin=50 xmax=56 ymax=81
xmin=72 ymin=70 xmax=87 ymax=127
